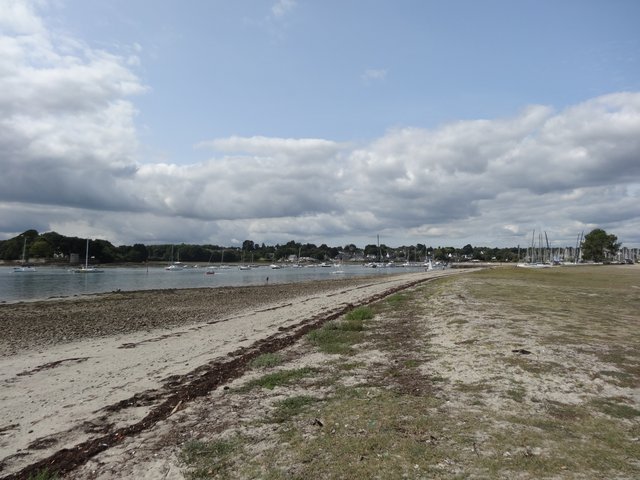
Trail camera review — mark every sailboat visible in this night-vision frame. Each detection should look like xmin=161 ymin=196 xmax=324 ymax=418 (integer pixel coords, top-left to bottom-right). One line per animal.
xmin=517 ymin=229 xmax=552 ymax=268
xmin=218 ymin=249 xmax=230 ymax=269
xmin=73 ymin=239 xmax=103 ymax=273
xmin=238 ymin=249 xmax=251 ymax=270
xmin=13 ymin=237 xmax=36 ymax=272
xmin=331 ymin=261 xmax=345 ymax=274
xmin=165 ymin=245 xmax=186 ymax=271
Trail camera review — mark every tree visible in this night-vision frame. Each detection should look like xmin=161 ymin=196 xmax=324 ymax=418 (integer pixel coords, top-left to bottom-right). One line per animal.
xmin=581 ymin=229 xmax=620 ymax=262
xmin=29 ymin=238 xmax=53 ymax=258
xmin=363 ymin=244 xmax=379 ymax=257
xmin=124 ymin=244 xmax=148 ymax=262
xmin=242 ymin=240 xmax=255 ymax=252
xmin=461 ymin=244 xmax=474 ymax=256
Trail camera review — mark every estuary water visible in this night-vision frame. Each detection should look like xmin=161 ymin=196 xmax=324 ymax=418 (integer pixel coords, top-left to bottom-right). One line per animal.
xmin=0 ymin=264 xmax=428 ymax=303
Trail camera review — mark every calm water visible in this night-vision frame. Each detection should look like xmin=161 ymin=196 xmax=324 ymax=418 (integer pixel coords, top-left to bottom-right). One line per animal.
xmin=0 ymin=264 xmax=428 ymax=303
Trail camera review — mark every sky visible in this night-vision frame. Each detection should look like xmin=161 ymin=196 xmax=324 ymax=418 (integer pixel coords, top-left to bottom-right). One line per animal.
xmin=1 ymin=0 xmax=639 ymax=249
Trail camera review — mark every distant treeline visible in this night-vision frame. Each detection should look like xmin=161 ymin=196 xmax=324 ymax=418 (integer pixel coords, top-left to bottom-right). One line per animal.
xmin=1 ymin=230 xmax=524 ymax=263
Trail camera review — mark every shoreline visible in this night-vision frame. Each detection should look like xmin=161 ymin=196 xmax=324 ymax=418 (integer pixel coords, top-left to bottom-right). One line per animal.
xmin=0 ymin=275 xmax=388 ymax=356
xmin=0 ymin=270 xmax=464 ymax=477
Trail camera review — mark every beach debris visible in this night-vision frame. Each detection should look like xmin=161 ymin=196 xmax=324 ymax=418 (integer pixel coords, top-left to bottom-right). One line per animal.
xmin=511 ymin=349 xmax=532 ymax=355
xmin=0 ymin=423 xmax=19 ymax=435
xmin=169 ymin=400 xmax=183 ymax=416
xmin=17 ymin=357 xmax=90 ymax=376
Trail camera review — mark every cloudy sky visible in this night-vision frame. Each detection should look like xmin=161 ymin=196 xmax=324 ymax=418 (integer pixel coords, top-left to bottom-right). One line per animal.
xmin=1 ymin=0 xmax=639 ymax=248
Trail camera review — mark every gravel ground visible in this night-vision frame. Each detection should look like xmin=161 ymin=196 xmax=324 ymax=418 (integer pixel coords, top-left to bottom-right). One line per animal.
xmin=0 ymin=277 xmax=381 ymax=357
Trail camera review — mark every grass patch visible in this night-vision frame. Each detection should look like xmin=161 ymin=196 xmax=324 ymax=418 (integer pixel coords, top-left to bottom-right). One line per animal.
xmin=257 ymin=389 xmax=451 ymax=479
xmin=544 ymin=401 xmax=589 ymax=421
xmin=307 ymin=325 xmax=362 ymax=355
xmin=498 ymin=413 xmax=640 ymax=475
xmin=336 ymin=361 xmax=365 ymax=371
xmin=505 ymin=385 xmax=527 ymax=403
xmin=595 ymin=369 xmax=637 ymax=388
xmin=306 ymin=307 xmax=373 ymax=355
xmin=27 ymin=470 xmax=59 ymax=480
xmin=180 ymin=438 xmax=239 ymax=479
xmin=590 ymin=397 xmax=640 ymax=419
xmin=502 ymin=356 xmax=563 ymax=375
xmin=269 ymin=395 xmax=318 ymax=423
xmin=242 ymin=367 xmax=316 ymax=391
xmin=403 ymin=359 xmax=420 ymax=368
xmin=249 ymin=352 xmax=283 ymax=369
xmin=385 ymin=293 xmax=409 ymax=307
xmin=429 ymin=374 xmax=447 ymax=383
xmin=344 ymin=306 xmax=374 ymax=323
xmin=467 ymin=266 xmax=640 ymax=343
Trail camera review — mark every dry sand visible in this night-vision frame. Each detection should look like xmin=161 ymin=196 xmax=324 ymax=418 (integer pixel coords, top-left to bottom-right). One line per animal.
xmin=0 ymin=270 xmax=462 ymax=478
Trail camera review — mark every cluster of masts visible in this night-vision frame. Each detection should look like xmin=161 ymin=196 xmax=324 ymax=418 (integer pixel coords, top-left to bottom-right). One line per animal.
xmin=518 ymin=230 xmax=584 ymax=266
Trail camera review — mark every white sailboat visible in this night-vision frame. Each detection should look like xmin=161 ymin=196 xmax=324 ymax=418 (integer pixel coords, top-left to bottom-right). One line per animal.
xmin=238 ymin=250 xmax=251 ymax=270
xmin=165 ymin=245 xmax=186 ymax=271
xmin=13 ymin=237 xmax=36 ymax=272
xmin=73 ymin=239 xmax=103 ymax=273
xmin=331 ymin=262 xmax=345 ymax=274
xmin=516 ymin=229 xmax=552 ymax=268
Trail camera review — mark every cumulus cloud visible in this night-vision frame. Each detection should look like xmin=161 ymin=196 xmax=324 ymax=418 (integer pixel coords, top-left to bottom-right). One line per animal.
xmin=1 ymin=3 xmax=639 ymax=247
xmin=0 ymin=0 xmax=45 ymax=35
xmin=198 ymin=135 xmax=344 ymax=159
xmin=0 ymin=0 xmax=146 ymax=216
xmin=142 ymin=133 xmax=352 ymax=223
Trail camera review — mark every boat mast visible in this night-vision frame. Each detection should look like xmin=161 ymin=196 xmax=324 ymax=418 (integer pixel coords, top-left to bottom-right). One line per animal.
xmin=530 ymin=229 xmax=535 ymax=263
xmin=544 ymin=231 xmax=550 ymax=263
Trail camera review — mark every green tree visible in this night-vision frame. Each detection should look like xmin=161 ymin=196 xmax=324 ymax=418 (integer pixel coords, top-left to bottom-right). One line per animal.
xmin=363 ymin=244 xmax=379 ymax=258
xmin=581 ymin=229 xmax=620 ymax=262
xmin=29 ymin=238 xmax=53 ymax=258
xmin=242 ymin=240 xmax=255 ymax=252
xmin=125 ymin=244 xmax=148 ymax=262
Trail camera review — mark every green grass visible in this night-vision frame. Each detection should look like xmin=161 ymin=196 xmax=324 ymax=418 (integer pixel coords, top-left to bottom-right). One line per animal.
xmin=502 ymin=356 xmax=564 ymax=375
xmin=335 ymin=361 xmax=364 ymax=371
xmin=249 ymin=352 xmax=283 ymax=369
xmin=306 ymin=307 xmax=373 ymax=355
xmin=590 ymin=397 xmax=640 ymax=419
xmin=505 ymin=385 xmax=527 ymax=403
xmin=269 ymin=395 xmax=318 ymax=423
xmin=499 ymin=412 xmax=640 ymax=475
xmin=467 ymin=266 xmax=640 ymax=342
xmin=384 ymin=293 xmax=409 ymax=307
xmin=257 ymin=388 xmax=450 ymax=479
xmin=27 ymin=470 xmax=59 ymax=480
xmin=180 ymin=439 xmax=239 ymax=479
xmin=242 ymin=367 xmax=316 ymax=391
xmin=344 ymin=306 xmax=374 ymax=322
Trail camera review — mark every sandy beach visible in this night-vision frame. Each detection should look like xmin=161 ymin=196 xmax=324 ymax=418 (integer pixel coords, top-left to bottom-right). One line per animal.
xmin=0 ymin=270 xmax=461 ymax=478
